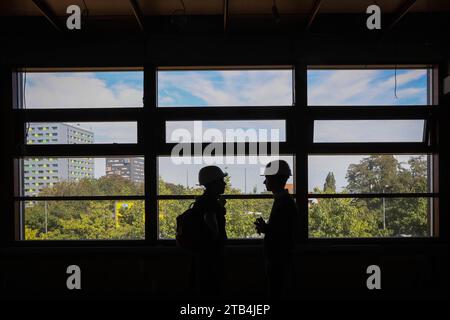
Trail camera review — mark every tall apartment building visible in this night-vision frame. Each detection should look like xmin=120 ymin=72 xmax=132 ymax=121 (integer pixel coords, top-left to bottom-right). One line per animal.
xmin=23 ymin=123 xmax=95 ymax=196
xmin=105 ymin=157 xmax=144 ymax=184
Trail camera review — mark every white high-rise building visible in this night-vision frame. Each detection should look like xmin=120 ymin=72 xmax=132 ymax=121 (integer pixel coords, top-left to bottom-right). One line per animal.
xmin=23 ymin=123 xmax=95 ymax=196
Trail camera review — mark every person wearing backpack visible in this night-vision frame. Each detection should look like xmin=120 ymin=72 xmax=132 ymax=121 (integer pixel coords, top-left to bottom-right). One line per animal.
xmin=185 ymin=165 xmax=228 ymax=300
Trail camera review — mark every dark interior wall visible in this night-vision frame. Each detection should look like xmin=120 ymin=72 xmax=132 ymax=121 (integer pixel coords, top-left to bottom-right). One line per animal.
xmin=1 ymin=245 xmax=448 ymax=301
xmin=0 ymin=14 xmax=449 ymax=301
xmin=1 ymin=13 xmax=449 ymax=66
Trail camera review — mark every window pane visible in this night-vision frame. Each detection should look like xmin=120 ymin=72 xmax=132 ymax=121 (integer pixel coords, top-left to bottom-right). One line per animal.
xmin=158 ymin=199 xmax=273 ymax=240
xmin=307 ymin=69 xmax=428 ymax=106
xmin=225 ymin=199 xmax=273 ymax=239
xmin=158 ymin=156 xmax=294 ymax=195
xmin=314 ymin=120 xmax=425 ymax=143
xmin=308 ymin=197 xmax=431 ymax=238
xmin=26 ymin=122 xmax=137 ymax=144
xmin=158 ymin=69 xmax=293 ymax=107
xmin=24 ymin=71 xmax=143 ymax=109
xmin=21 ymin=156 xmax=144 ymax=196
xmin=166 ymin=120 xmax=286 ymax=143
xmin=158 ymin=199 xmax=191 ymax=240
xmin=23 ymin=200 xmax=144 ymax=240
xmin=308 ymin=155 xmax=430 ymax=194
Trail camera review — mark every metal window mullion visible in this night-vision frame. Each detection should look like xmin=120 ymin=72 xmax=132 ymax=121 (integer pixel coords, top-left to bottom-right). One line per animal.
xmin=432 ymin=152 xmax=440 ymax=237
xmin=15 ymin=195 xmax=146 ymax=201
xmin=144 ymin=63 xmax=158 ymax=245
xmin=155 ymin=106 xmax=291 ymax=120
xmin=436 ymin=63 xmax=446 ymax=240
xmin=158 ymin=142 xmax=292 ymax=156
xmin=308 ymin=106 xmax=430 ymax=119
xmin=308 ymin=142 xmax=432 ymax=154
xmin=13 ymin=108 xmax=143 ymax=122
xmin=294 ymin=63 xmax=309 ymax=243
xmin=157 ymin=194 xmax=281 ymax=200
xmin=1 ymin=66 xmax=16 ymax=245
xmin=18 ymin=144 xmax=143 ymax=157
xmin=309 ymin=193 xmax=438 ymax=199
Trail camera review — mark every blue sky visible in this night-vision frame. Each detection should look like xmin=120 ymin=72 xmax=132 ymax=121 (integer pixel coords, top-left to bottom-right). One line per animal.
xmin=93 ymin=71 xmax=143 ymax=89
xmin=158 ymin=70 xmax=293 ymax=106
xmin=25 ymin=69 xmax=428 ymax=192
xmin=307 ymin=69 xmax=427 ymax=106
xmin=26 ymin=71 xmax=143 ymax=109
xmin=157 ymin=69 xmax=428 ymax=192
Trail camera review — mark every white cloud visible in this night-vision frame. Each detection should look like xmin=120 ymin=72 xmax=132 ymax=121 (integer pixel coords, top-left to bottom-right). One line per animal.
xmin=26 ymin=73 xmax=142 ymax=108
xmin=308 ymin=69 xmax=427 ymax=105
xmin=383 ymin=70 xmax=425 ymax=88
xmin=159 ymin=96 xmax=175 ymax=105
xmin=395 ymin=87 xmax=426 ymax=99
xmin=24 ymin=72 xmax=143 ymax=179
xmin=158 ymin=70 xmax=293 ymax=106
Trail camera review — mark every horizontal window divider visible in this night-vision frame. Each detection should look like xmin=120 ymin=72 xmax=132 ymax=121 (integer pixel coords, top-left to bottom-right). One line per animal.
xmin=307 ymin=106 xmax=434 ymax=119
xmin=16 ymin=195 xmax=146 ymax=201
xmin=9 ymin=239 xmax=265 ymax=247
xmin=155 ymin=106 xmax=292 ymax=119
xmin=14 ymin=108 xmax=143 ymax=122
xmin=11 ymin=240 xmax=148 ymax=247
xmin=156 ymin=239 xmax=264 ymax=244
xmin=7 ymin=238 xmax=443 ymax=248
xmin=158 ymin=142 xmax=292 ymax=156
xmin=20 ymin=66 xmax=144 ymax=72
xmin=304 ymin=237 xmax=441 ymax=244
xmin=307 ymin=65 xmax=434 ymax=70
xmin=308 ymin=193 xmax=438 ymax=199
xmin=157 ymin=65 xmax=294 ymax=71
xmin=158 ymin=194 xmax=280 ymax=200
xmin=308 ymin=142 xmax=434 ymax=154
xmin=16 ymin=144 xmax=144 ymax=157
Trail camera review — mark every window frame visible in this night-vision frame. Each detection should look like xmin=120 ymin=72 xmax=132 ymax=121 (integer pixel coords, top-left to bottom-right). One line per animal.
xmin=155 ymin=66 xmax=296 ymax=244
xmin=304 ymin=64 xmax=439 ymax=242
xmin=3 ymin=63 xmax=441 ymax=247
xmin=11 ymin=67 xmax=147 ymax=246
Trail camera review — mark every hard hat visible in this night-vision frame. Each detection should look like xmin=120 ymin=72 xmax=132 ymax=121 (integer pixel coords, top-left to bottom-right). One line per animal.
xmin=262 ymin=160 xmax=292 ymax=176
xmin=198 ymin=166 xmax=228 ymax=186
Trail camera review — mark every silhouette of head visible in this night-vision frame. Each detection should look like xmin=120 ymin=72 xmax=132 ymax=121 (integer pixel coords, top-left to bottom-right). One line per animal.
xmin=262 ymin=160 xmax=291 ymax=192
xmin=199 ymin=166 xmax=227 ymax=196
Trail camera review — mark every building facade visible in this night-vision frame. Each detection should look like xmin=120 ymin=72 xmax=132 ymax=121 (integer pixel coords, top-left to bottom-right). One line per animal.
xmin=23 ymin=123 xmax=95 ymax=196
xmin=105 ymin=157 xmax=144 ymax=184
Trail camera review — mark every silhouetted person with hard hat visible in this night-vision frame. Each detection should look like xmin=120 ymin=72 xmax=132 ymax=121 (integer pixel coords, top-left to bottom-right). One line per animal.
xmin=254 ymin=160 xmax=299 ymax=300
xmin=190 ymin=165 xmax=228 ymax=300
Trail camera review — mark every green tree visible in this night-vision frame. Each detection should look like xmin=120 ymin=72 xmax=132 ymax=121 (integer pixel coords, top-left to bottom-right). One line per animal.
xmin=323 ymin=172 xmax=336 ymax=193
xmin=309 ymin=187 xmax=383 ymax=238
xmin=345 ymin=155 xmax=428 ymax=237
xmin=25 ymin=175 xmax=145 ymax=240
xmin=308 ymin=155 xmax=428 ymax=238
xmin=25 ymin=155 xmax=429 ymax=240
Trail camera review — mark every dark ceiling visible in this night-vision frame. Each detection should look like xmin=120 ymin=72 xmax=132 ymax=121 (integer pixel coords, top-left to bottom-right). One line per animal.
xmin=1 ymin=1 xmax=449 ymax=44
xmin=1 ymin=0 xmax=450 ymax=17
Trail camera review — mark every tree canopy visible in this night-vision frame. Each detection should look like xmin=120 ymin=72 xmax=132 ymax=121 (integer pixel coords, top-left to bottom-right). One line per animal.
xmin=25 ymin=155 xmax=429 ymax=240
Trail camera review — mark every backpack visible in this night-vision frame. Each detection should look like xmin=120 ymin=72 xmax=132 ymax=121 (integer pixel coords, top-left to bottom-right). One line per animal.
xmin=176 ymin=202 xmax=202 ymax=250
